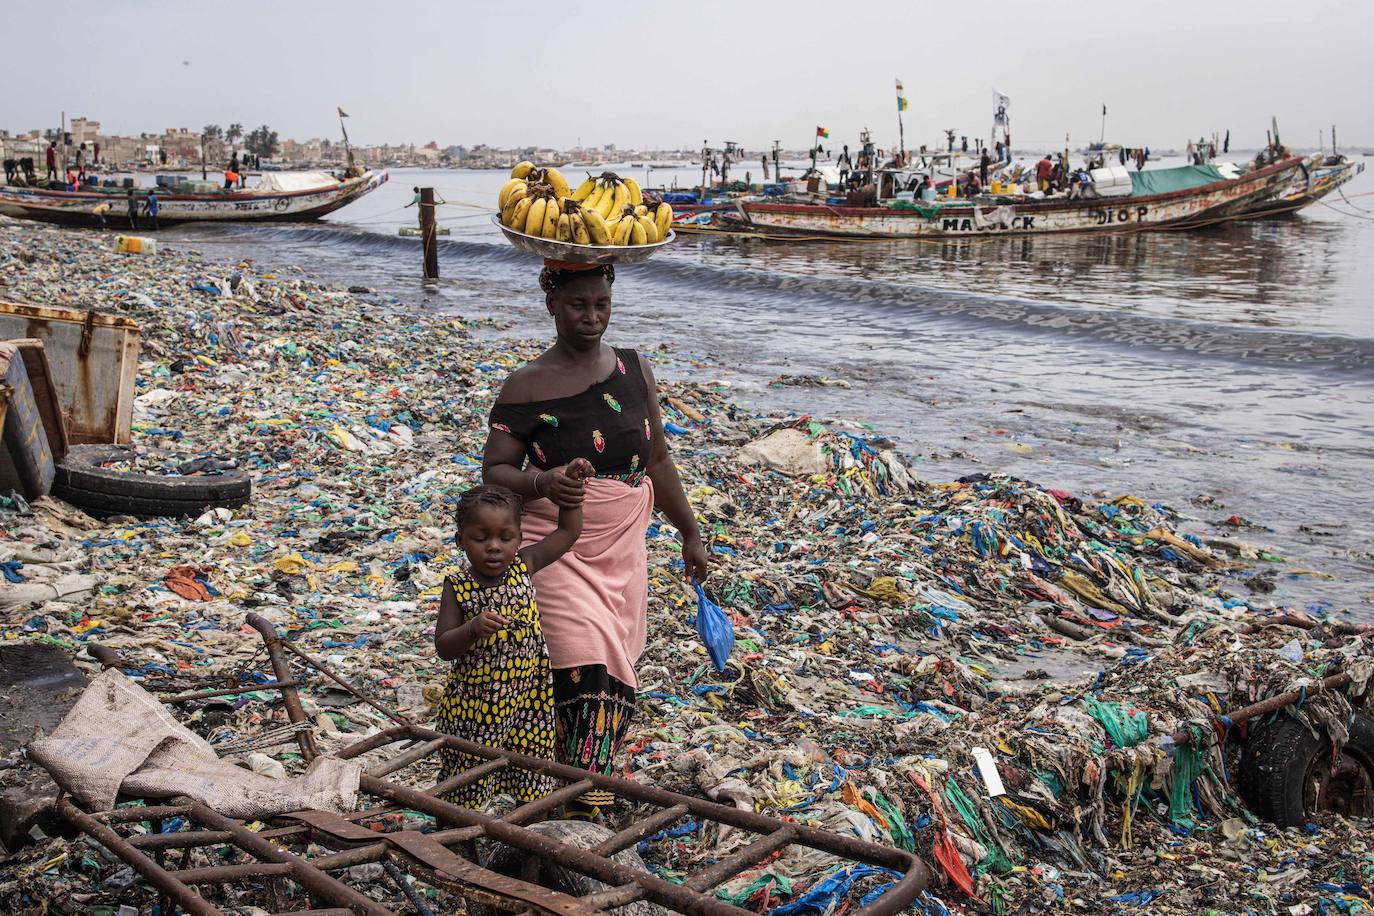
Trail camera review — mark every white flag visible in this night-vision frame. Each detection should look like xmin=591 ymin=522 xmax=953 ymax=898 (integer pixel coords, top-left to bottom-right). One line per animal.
xmin=993 ymin=90 xmax=1010 ymax=125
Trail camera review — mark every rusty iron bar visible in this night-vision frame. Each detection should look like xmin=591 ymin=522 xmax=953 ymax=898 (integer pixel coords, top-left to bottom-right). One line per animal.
xmin=1170 ymin=671 xmax=1356 ymax=748
xmin=53 ymin=796 xmax=225 ymax=916
xmin=683 ymin=826 xmax=797 ymax=892
xmin=367 ymin=737 xmax=447 ymax=777
xmin=129 ymin=829 xmax=236 ymax=850
xmin=346 ymin=727 xmax=933 ymax=916
xmin=241 ymin=612 xmax=414 ymax=729
xmin=86 ymin=642 xmax=126 ymax=669
xmin=274 ymin=911 xmax=357 ymax=916
xmin=98 ymin=804 xmax=194 ymax=823
xmin=581 ymin=884 xmax=648 ymax=910
xmin=173 ymin=862 xmax=293 ymax=884
xmin=502 ymin=779 xmax=596 ymax=825
xmin=182 ymin=798 xmax=395 ymax=916
xmin=428 ymin=756 xmax=509 ymax=796
xmin=82 ymin=642 xmax=310 ymax=704
xmin=244 ymin=614 xmax=320 ymax=761
xmin=354 ymin=726 xmax=928 ymax=878
xmin=276 ymin=638 xmax=415 ymax=727
xmin=362 ymin=775 xmax=740 ymax=916
xmin=163 ymin=678 xmax=310 ymax=704
xmin=592 ymin=803 xmax=691 ymax=857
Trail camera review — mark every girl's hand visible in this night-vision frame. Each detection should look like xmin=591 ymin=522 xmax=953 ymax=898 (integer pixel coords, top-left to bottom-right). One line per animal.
xmin=536 ymin=466 xmax=586 ymax=509
xmin=682 ymin=535 xmax=710 ymax=583
xmin=565 ymin=457 xmax=595 ymax=481
xmin=467 ymin=610 xmax=510 ymax=640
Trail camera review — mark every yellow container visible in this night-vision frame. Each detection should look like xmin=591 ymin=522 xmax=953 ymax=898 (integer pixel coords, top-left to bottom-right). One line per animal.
xmin=115 ymin=235 xmax=157 ymax=255
xmin=947 ymin=185 xmax=958 ymax=198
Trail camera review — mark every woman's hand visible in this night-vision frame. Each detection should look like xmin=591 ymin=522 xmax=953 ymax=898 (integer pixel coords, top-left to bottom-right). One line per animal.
xmin=682 ymin=533 xmax=710 ymax=583
xmin=535 ymin=466 xmax=586 ymax=509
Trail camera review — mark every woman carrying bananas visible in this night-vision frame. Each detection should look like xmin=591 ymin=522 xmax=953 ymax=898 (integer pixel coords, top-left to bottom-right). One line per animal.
xmin=482 ymin=260 xmax=708 ymax=820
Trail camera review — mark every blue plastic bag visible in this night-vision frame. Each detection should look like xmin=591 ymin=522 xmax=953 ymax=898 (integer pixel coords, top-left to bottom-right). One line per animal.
xmin=694 ymin=580 xmax=735 ymax=673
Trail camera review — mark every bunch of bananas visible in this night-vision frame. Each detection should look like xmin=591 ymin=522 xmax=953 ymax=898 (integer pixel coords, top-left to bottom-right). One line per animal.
xmin=498 ymin=162 xmax=672 ymax=247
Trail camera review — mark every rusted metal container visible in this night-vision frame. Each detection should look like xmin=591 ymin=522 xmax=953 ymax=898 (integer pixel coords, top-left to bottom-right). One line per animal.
xmin=0 ymin=341 xmax=55 ymax=498
xmin=0 ymin=301 xmax=139 ymax=445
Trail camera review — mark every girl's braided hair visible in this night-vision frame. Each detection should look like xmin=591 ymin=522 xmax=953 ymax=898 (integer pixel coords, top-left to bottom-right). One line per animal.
xmin=455 ymin=484 xmax=521 ymax=531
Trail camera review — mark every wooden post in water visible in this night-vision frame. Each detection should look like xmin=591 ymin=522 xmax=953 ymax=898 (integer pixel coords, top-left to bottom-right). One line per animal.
xmin=419 ymin=187 xmax=439 ymax=280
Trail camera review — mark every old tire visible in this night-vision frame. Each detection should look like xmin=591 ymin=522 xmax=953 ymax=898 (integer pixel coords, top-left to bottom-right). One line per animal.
xmin=1239 ymin=710 xmax=1374 ymax=826
xmin=52 ymin=444 xmax=250 ymax=519
xmin=473 ymin=819 xmax=665 ymax=916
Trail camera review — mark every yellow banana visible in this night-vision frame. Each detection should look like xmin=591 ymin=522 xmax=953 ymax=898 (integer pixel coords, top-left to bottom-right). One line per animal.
xmin=543 ymin=168 xmax=570 ymax=198
xmin=584 ymin=182 xmax=606 ymax=212
xmin=571 ymin=177 xmax=596 ymax=201
xmin=524 ymin=196 xmax=547 ymax=237
xmin=511 ymin=160 xmax=535 ymax=179
xmin=498 ymin=177 xmax=525 ymax=210
xmin=581 ymin=207 xmax=612 ymax=245
xmin=612 ymin=215 xmax=634 ymax=245
xmin=630 ymin=220 xmax=648 ymax=245
xmin=571 ymin=212 xmax=591 ymax=245
xmin=510 ymin=197 xmax=533 ymax=232
xmin=609 ymin=181 xmax=629 ymax=217
xmin=634 ymin=204 xmax=648 ymax=217
xmin=623 ymin=176 xmax=643 ymax=206
xmin=541 ymin=197 xmax=560 ymax=238
xmin=500 ymin=184 xmax=527 ymax=225
xmin=556 ymin=211 xmax=572 ymax=242
xmin=654 ymin=201 xmax=673 ymax=238
xmin=595 ymin=181 xmax=619 ymax=219
xmin=636 ymin=214 xmax=659 ymax=244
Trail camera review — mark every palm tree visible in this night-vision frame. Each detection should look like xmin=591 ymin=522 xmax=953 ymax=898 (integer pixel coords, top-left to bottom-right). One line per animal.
xmin=226 ymin=123 xmax=243 ymax=147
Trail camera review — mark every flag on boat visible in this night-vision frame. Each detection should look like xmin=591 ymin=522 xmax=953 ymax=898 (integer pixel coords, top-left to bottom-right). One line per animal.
xmin=897 ymin=96 xmax=909 ymax=111
xmin=337 ymin=107 xmax=350 ymax=119
xmin=894 ymin=78 xmax=904 ymax=92
xmin=1102 ymin=104 xmax=1107 ymax=116
xmin=993 ymin=90 xmax=1010 ymax=125
xmin=816 ymin=126 xmax=830 ymax=138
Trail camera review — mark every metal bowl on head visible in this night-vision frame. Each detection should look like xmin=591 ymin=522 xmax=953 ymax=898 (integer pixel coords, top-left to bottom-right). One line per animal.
xmin=492 ymin=215 xmax=675 ymax=265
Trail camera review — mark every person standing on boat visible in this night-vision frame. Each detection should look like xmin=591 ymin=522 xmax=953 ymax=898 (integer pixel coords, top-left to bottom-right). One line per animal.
xmin=126 ymin=189 xmax=140 ymax=230
xmin=1035 ymin=154 xmax=1054 ymax=193
xmin=837 ymin=145 xmax=853 ymax=188
xmin=229 ymin=150 xmax=239 ymax=174
xmin=93 ymin=141 xmax=100 ymax=166
xmin=145 ymin=189 xmax=160 ymax=231
xmin=75 ymin=144 xmax=87 ymax=180
xmin=45 ymin=141 xmax=57 ymax=183
xmin=979 ymin=149 xmax=991 ymax=189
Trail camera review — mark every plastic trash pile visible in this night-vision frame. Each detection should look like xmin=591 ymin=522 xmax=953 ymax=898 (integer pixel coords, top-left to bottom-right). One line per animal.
xmin=2 ymin=217 xmax=1371 ymax=915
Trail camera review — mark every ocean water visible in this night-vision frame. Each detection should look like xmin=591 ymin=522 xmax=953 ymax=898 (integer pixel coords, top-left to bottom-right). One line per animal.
xmin=167 ymin=164 xmax=1374 ymax=617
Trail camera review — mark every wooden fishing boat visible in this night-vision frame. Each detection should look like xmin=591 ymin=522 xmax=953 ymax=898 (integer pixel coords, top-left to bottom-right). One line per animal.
xmin=731 ymin=156 xmax=1303 ymax=239
xmin=1239 ymin=154 xmax=1364 ymax=219
xmin=0 ymin=170 xmax=387 ymax=226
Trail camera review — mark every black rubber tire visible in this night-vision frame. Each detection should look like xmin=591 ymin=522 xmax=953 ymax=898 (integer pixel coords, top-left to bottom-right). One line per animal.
xmin=472 ymin=819 xmax=665 ymax=916
xmin=1239 ymin=710 xmax=1374 ymax=826
xmin=52 ymin=445 xmax=250 ymax=518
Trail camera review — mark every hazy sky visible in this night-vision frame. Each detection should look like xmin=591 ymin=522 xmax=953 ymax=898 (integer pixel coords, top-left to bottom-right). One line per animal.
xmin=5 ymin=0 xmax=1370 ymax=152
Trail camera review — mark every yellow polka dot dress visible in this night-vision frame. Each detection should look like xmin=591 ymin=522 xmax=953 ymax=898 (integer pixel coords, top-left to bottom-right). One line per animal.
xmin=435 ymin=556 xmax=556 ymax=807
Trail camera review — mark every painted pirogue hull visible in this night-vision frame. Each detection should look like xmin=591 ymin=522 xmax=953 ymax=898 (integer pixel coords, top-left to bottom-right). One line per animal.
xmin=737 ymin=157 xmax=1302 ymax=238
xmin=0 ymin=171 xmax=388 ymax=226
xmin=1241 ymin=157 xmax=1364 ymax=219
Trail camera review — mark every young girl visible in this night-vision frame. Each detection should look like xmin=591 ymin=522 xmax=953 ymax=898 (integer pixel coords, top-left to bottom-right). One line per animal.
xmin=433 ymin=458 xmax=592 ymax=808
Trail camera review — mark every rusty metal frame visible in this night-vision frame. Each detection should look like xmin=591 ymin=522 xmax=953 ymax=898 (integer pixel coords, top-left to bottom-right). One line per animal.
xmin=57 ymin=625 xmax=934 ymax=916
